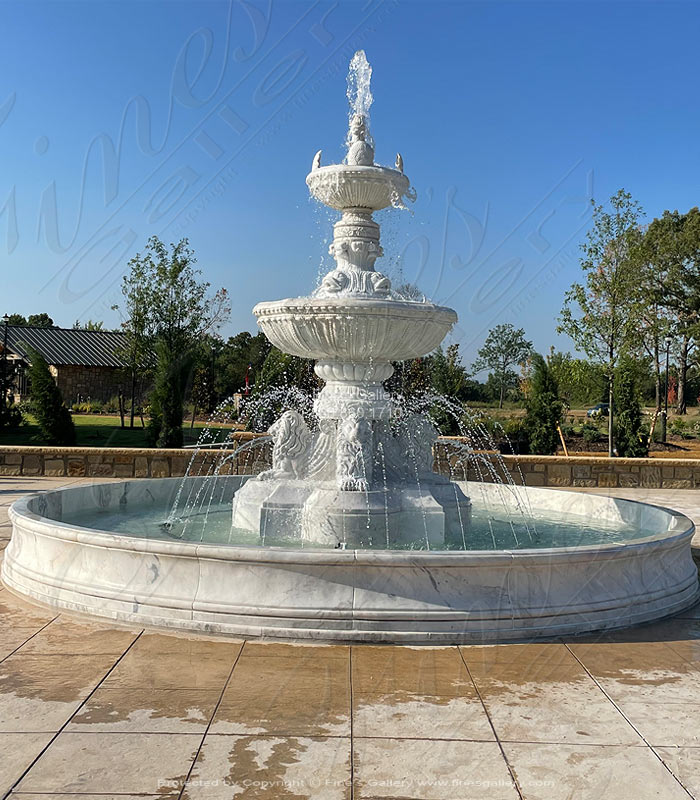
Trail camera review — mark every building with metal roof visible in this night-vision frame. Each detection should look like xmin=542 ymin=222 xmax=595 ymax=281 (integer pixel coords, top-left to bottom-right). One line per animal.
xmin=1 ymin=326 xmax=128 ymax=404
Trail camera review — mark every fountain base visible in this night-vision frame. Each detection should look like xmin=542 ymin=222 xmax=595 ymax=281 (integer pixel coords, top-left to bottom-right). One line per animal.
xmin=231 ymin=476 xmax=472 ymax=548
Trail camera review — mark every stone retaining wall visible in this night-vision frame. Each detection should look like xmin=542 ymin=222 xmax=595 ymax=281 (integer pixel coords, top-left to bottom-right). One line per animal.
xmin=2 ymin=440 xmax=700 ymax=489
xmin=434 ymin=443 xmax=700 ymax=489
xmin=0 ymin=434 xmax=271 ymax=480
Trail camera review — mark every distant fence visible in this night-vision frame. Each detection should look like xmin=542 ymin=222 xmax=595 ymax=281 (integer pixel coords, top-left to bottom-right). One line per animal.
xmin=2 ymin=440 xmax=700 ymax=489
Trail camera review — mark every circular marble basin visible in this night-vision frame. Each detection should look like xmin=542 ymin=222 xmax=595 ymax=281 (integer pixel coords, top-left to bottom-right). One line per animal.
xmin=2 ymin=477 xmax=698 ymax=643
xmin=253 ymin=297 xmax=458 ymax=362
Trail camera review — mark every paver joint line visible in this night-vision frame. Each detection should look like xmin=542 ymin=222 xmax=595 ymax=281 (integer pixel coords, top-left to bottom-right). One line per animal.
xmin=457 ymin=647 xmax=525 ymax=800
xmin=175 ymin=639 xmax=246 ymax=800
xmin=0 ymin=629 xmax=145 ymax=800
xmin=562 ymin=640 xmax=697 ymax=799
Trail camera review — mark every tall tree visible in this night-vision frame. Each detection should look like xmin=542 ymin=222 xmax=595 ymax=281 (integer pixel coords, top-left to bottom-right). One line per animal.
xmin=629 ymin=224 xmax=671 ymax=414
xmin=558 ymin=189 xmax=643 ymax=456
xmin=116 ymin=236 xmax=229 ymax=447
xmin=641 ymin=207 xmax=700 ymax=414
xmin=547 ymin=349 xmax=607 ymax=407
xmin=471 ymin=324 xmax=532 ymax=408
xmin=6 ymin=313 xmax=54 ymax=327
xmin=114 ymin=255 xmax=157 ymax=428
xmin=214 ymin=331 xmax=271 ymax=401
xmin=26 ymin=313 xmax=54 ymax=327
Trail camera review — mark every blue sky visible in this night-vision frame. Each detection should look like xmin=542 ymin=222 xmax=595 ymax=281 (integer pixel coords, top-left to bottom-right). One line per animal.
xmin=1 ymin=0 xmax=699 ymax=364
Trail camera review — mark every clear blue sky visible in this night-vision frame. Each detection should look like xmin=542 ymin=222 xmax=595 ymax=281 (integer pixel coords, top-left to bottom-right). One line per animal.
xmin=1 ymin=0 xmax=698 ymax=364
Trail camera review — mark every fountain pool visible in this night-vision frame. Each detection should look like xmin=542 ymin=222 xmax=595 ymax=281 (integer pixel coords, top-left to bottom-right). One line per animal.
xmin=3 ymin=51 xmax=698 ymax=641
xmin=3 ymin=476 xmax=697 ymax=642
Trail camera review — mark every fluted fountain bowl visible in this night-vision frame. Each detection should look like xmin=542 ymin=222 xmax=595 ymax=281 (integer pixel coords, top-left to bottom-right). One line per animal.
xmin=306 ymin=165 xmax=410 ymax=211
xmin=253 ymin=296 xmax=457 ymax=362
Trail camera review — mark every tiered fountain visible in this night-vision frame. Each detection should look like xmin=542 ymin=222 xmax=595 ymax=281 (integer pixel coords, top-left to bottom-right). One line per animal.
xmin=3 ymin=53 xmax=698 ymax=642
xmin=231 ymin=52 xmax=470 ymax=549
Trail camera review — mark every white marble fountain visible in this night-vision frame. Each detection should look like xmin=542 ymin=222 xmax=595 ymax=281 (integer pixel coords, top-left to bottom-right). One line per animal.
xmin=2 ymin=53 xmax=698 ymax=642
xmin=231 ymin=52 xmax=469 ymax=549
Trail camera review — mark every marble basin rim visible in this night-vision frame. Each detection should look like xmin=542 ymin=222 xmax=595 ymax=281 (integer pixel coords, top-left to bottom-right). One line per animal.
xmin=2 ymin=476 xmax=698 ymax=644
xmin=253 ymin=296 xmax=458 ymax=362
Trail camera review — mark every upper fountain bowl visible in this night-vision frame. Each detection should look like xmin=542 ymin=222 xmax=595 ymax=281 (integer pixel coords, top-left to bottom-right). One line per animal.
xmin=253 ymin=296 xmax=457 ymax=362
xmin=306 ymin=165 xmax=410 ymax=211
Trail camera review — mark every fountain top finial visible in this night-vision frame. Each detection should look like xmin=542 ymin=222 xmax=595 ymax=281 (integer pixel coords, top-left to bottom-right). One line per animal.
xmin=347 ymin=113 xmax=374 ymax=166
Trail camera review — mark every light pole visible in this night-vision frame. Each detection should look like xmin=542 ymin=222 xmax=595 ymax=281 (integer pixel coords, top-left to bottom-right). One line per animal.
xmin=662 ymin=335 xmax=672 ymax=444
xmin=1 ymin=314 xmax=9 ymax=412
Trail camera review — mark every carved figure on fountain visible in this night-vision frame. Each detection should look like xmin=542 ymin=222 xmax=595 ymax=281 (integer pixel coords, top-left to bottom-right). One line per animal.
xmin=403 ymin=413 xmax=444 ymax=482
xmin=347 ymin=114 xmax=374 ymax=166
xmin=259 ymin=410 xmax=313 ymax=481
xmin=317 ymin=268 xmax=391 ymax=298
xmin=337 ymin=415 xmax=373 ymax=491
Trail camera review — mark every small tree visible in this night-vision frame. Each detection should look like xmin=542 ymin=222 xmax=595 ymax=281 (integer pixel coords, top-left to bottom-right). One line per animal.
xmin=148 ymin=340 xmax=196 ymax=447
xmin=430 ymin=344 xmax=469 ymax=434
xmin=614 ymin=364 xmax=648 ymax=457
xmin=25 ymin=347 xmax=75 ymax=445
xmin=472 ymin=324 xmax=532 ymax=408
xmin=117 ymin=237 xmax=230 ymax=447
xmin=524 ymin=354 xmax=563 ymax=455
xmin=558 ymin=189 xmax=643 ymax=456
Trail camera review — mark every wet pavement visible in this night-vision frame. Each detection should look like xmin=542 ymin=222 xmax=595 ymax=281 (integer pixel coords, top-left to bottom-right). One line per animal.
xmin=1 ymin=477 xmax=700 ymax=798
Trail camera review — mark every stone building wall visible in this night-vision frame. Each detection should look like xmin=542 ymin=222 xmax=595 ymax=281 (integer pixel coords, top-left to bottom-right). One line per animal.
xmin=51 ymin=364 xmax=127 ymax=404
xmin=2 ymin=438 xmax=700 ymax=489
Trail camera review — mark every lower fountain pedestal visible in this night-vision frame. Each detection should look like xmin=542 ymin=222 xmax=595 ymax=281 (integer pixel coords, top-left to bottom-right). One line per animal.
xmin=231 ymin=476 xmax=472 ymax=548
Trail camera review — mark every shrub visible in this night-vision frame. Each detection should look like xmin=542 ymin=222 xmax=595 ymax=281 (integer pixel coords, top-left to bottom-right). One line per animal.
xmin=25 ymin=347 xmax=76 ymax=445
xmin=497 ymin=418 xmax=529 ymax=454
xmin=559 ymin=423 xmax=575 ymax=438
xmin=670 ymin=418 xmax=693 ymax=439
xmin=0 ymin=403 xmax=23 ymax=430
xmin=524 ymin=354 xmax=563 ymax=455
xmin=17 ymin=400 xmax=35 ymax=416
xmin=502 ymin=418 xmax=525 ymax=439
xmin=614 ymin=368 xmax=648 ymax=457
xmin=582 ymin=422 xmax=602 ymax=443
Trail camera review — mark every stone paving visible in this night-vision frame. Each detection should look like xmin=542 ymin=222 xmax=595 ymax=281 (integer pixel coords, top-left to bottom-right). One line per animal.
xmin=1 ymin=477 xmax=700 ymax=798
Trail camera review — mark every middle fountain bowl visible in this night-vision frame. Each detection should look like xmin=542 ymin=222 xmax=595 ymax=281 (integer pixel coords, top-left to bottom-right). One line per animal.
xmin=305 ymin=163 xmax=410 ymax=211
xmin=253 ymin=296 xmax=457 ymax=363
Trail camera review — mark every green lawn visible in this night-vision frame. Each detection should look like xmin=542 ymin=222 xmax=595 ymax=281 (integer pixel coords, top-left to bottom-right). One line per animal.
xmin=0 ymin=414 xmax=236 ymax=448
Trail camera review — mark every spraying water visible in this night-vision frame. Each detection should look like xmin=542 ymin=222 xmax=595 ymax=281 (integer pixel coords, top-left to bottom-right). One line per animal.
xmin=346 ymin=49 xmax=374 ymax=147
